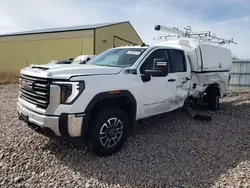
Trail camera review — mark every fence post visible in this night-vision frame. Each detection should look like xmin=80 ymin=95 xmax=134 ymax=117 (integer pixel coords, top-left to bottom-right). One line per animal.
xmin=238 ymin=61 xmax=243 ymax=89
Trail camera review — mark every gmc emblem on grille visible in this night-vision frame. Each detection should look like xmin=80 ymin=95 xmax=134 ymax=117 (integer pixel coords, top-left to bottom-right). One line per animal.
xmin=21 ymin=80 xmax=33 ymax=87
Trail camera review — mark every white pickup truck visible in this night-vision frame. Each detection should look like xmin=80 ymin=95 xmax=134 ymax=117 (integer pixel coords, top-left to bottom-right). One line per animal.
xmin=17 ymin=25 xmax=235 ymax=156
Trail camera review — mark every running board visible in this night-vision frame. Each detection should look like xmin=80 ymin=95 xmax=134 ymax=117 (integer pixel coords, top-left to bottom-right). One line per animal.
xmin=185 ymin=106 xmax=212 ymax=121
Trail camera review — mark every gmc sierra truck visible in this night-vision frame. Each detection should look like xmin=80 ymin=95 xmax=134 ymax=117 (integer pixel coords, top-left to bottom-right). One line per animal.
xmin=17 ymin=25 xmax=235 ymax=156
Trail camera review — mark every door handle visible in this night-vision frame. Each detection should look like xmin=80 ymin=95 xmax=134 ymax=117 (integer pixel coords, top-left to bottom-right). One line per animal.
xmin=168 ymin=78 xmax=176 ymax=82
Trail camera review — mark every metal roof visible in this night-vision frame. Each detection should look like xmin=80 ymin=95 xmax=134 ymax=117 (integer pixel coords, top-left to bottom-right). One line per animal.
xmin=0 ymin=21 xmax=128 ymax=37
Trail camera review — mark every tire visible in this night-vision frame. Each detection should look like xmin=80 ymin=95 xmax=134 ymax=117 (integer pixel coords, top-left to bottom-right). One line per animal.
xmin=87 ymin=106 xmax=130 ymax=156
xmin=207 ymin=88 xmax=220 ymax=111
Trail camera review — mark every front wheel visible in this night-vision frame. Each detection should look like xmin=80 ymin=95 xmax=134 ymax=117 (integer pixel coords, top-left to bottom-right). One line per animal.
xmin=87 ymin=106 xmax=130 ymax=156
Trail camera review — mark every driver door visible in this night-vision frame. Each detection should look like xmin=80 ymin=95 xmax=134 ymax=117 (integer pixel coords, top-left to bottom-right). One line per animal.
xmin=136 ymin=48 xmax=177 ymax=119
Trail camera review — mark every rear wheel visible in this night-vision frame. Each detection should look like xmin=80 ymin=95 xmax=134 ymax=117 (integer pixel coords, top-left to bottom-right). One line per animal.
xmin=207 ymin=88 xmax=220 ymax=111
xmin=87 ymin=106 xmax=129 ymax=156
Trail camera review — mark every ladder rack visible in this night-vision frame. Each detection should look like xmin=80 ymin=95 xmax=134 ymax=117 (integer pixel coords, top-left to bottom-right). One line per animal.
xmin=154 ymin=25 xmax=237 ymax=45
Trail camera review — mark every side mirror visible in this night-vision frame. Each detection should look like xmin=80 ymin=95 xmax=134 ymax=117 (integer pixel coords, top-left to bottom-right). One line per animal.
xmin=145 ymin=58 xmax=168 ymax=77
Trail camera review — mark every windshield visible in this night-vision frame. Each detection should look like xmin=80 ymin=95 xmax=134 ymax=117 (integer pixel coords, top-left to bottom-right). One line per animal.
xmin=88 ymin=48 xmax=147 ymax=68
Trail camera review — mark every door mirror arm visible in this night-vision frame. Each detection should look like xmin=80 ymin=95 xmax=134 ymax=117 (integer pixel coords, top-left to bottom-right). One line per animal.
xmin=141 ymin=73 xmax=151 ymax=82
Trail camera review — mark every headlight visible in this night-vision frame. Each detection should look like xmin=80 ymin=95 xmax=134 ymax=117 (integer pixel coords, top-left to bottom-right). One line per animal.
xmin=53 ymin=81 xmax=85 ymax=104
xmin=60 ymin=84 xmax=72 ymax=104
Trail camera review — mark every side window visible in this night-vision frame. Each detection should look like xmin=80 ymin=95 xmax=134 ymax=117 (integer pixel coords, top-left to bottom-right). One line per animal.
xmin=170 ymin=49 xmax=187 ymax=72
xmin=140 ymin=49 xmax=169 ymax=74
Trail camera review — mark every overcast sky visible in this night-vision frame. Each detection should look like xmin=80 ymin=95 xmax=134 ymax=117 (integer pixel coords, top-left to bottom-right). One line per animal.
xmin=0 ymin=0 xmax=249 ymax=59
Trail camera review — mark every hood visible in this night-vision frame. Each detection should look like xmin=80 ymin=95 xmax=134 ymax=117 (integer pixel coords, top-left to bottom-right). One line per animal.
xmin=20 ymin=64 xmax=123 ymax=79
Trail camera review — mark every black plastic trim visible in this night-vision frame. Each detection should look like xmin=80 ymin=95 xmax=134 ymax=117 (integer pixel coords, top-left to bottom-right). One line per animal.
xmin=192 ymin=70 xmax=230 ymax=73
xmin=85 ymin=90 xmax=136 ymax=112
xmin=42 ymin=127 xmax=56 ymax=137
xmin=81 ymin=113 xmax=90 ymax=143
xmin=85 ymin=90 xmax=137 ymax=128
xmin=59 ymin=113 xmax=69 ymax=136
xmin=123 ymin=68 xmax=137 ymax=75
xmin=68 ymin=81 xmax=85 ymax=105
xmin=141 ymin=74 xmax=151 ymax=82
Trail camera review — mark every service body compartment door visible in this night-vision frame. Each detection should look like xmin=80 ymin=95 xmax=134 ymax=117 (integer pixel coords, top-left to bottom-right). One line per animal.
xmin=196 ymin=44 xmax=232 ymax=72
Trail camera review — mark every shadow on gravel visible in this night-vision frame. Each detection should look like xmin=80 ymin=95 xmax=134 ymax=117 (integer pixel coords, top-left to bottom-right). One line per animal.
xmin=44 ymin=101 xmax=250 ymax=187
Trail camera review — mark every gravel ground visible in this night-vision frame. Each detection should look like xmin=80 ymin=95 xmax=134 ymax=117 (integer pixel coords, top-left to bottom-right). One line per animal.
xmin=0 ymin=84 xmax=250 ymax=188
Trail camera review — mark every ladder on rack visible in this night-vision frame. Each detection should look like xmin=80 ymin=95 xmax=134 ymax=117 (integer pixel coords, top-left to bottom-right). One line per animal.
xmin=153 ymin=25 xmax=237 ymax=46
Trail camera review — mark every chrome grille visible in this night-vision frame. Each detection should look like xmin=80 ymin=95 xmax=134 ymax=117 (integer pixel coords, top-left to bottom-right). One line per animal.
xmin=19 ymin=74 xmax=50 ymax=109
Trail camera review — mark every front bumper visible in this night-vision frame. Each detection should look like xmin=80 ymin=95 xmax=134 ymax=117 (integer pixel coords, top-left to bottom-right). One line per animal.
xmin=17 ymin=102 xmax=89 ymax=143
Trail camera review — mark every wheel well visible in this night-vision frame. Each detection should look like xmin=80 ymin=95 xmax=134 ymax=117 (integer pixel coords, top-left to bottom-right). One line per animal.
xmin=205 ymin=83 xmax=220 ymax=92
xmin=89 ymin=96 xmax=136 ymax=128
xmin=208 ymin=83 xmax=219 ymax=88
